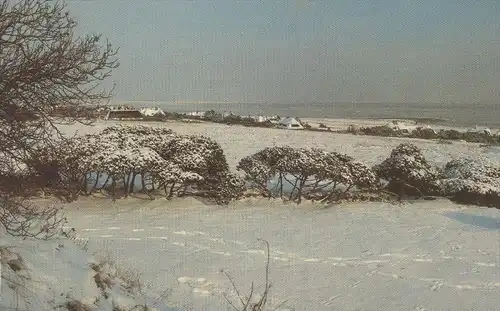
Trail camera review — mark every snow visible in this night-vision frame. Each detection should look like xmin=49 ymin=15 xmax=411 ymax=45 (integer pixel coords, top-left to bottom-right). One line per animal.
xmin=140 ymin=107 xmax=166 ymax=117
xmin=56 ymin=120 xmax=499 ymax=171
xmin=5 ymin=119 xmax=499 ymax=310
xmin=0 ymin=226 xmax=175 ymax=310
xmin=484 ymin=145 xmax=500 ymax=161
xmin=385 ymin=121 xmax=417 ymax=132
xmin=57 ymin=196 xmax=500 ymax=311
xmin=468 ymin=126 xmax=492 ymax=135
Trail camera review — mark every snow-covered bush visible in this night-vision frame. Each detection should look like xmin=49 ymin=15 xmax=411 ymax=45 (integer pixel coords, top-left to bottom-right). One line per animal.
xmin=358 ymin=125 xmax=403 ymax=137
xmin=238 ymin=146 xmax=378 ymax=203
xmin=148 ymin=134 xmax=233 ymax=199
xmin=440 ymin=157 xmax=500 ymax=208
xmin=206 ymin=172 xmax=246 ymax=204
xmin=100 ymin=124 xmax=174 ymax=137
xmin=26 ymin=125 xmax=240 ymax=203
xmin=312 ymin=151 xmax=378 ymax=202
xmin=27 ymin=135 xmax=101 ymax=199
xmin=442 ymin=157 xmax=500 ymax=180
xmin=411 ymin=127 xmax=439 ymax=139
xmin=373 ymin=143 xmax=441 ymax=198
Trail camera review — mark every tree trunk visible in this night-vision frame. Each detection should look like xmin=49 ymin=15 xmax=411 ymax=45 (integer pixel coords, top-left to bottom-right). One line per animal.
xmin=129 ymin=172 xmax=137 ymax=194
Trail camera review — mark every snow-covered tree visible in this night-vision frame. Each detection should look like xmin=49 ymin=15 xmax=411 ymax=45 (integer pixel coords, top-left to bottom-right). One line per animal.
xmin=238 ymin=146 xmax=378 ymax=203
xmin=441 ymin=157 xmax=500 ymax=208
xmin=0 ymin=0 xmax=117 ymax=238
xmin=30 ymin=124 xmax=243 ymax=203
xmin=373 ymin=143 xmax=441 ymax=198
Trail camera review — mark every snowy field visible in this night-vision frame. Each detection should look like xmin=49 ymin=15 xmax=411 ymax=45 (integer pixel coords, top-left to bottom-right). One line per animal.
xmin=50 ymin=120 xmax=500 ymax=310
xmin=59 ymin=119 xmax=500 ymax=171
xmin=59 ymin=197 xmax=499 ymax=311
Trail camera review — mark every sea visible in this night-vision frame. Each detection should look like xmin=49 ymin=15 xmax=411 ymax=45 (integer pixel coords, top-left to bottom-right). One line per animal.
xmin=126 ymin=101 xmax=500 ymax=129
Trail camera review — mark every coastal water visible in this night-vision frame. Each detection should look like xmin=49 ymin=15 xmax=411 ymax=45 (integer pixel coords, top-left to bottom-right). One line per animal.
xmin=128 ymin=101 xmax=500 ymax=129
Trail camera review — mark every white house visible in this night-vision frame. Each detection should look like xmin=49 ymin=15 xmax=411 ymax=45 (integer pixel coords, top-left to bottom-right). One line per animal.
xmin=139 ymin=107 xmax=165 ymax=117
xmin=222 ymin=111 xmax=237 ymax=118
xmin=186 ymin=111 xmax=206 ymax=117
xmin=248 ymin=115 xmax=268 ymax=123
xmin=277 ymin=117 xmax=304 ymax=130
xmin=386 ymin=121 xmax=417 ymax=134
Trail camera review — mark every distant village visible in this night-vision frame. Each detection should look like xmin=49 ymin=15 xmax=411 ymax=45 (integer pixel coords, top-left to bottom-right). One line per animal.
xmin=99 ymin=104 xmax=312 ymax=131
xmin=82 ymin=104 xmax=500 ymax=145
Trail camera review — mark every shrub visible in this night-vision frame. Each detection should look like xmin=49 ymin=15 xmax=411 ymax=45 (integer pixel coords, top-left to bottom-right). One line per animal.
xmin=350 ymin=124 xmax=499 ymax=145
xmin=101 ymin=124 xmax=174 ymax=136
xmin=204 ymin=110 xmax=223 ymax=122
xmin=437 ymin=129 xmax=462 ymax=140
xmin=27 ymin=125 xmax=240 ymax=203
xmin=373 ymin=143 xmax=441 ymax=198
xmin=238 ymin=147 xmax=378 ymax=203
xmin=437 ymin=139 xmax=453 ymax=145
xmin=411 ymin=127 xmax=439 ymax=139
xmin=223 ymin=114 xmax=244 ymax=125
xmin=28 ymin=136 xmax=101 ymax=200
xmin=442 ymin=157 xmax=500 ymax=180
xmin=206 ymin=172 xmax=246 ymax=204
xmin=440 ymin=157 xmax=500 ymax=208
xmin=237 ymin=146 xmax=294 ymax=197
xmin=358 ymin=125 xmax=402 ymax=137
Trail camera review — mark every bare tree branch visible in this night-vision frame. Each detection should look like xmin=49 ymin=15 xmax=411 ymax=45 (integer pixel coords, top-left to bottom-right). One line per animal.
xmin=0 ymin=0 xmax=118 ymax=238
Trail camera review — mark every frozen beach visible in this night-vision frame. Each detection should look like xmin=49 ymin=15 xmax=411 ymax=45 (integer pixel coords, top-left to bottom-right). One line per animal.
xmin=46 ymin=119 xmax=500 ymax=310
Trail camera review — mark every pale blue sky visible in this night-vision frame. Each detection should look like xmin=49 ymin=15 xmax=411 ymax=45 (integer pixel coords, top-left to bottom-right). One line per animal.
xmin=67 ymin=0 xmax=500 ymax=104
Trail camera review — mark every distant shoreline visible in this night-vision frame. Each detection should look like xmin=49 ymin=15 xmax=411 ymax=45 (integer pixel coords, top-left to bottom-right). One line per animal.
xmin=111 ymin=101 xmax=500 ymax=129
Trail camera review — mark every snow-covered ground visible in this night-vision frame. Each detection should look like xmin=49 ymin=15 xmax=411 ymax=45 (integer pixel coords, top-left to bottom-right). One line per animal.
xmin=0 ymin=224 xmax=178 ymax=311
xmin=12 ymin=119 xmax=498 ymax=310
xmin=56 ymin=197 xmax=499 ymax=311
xmin=58 ymin=120 xmax=499 ymax=171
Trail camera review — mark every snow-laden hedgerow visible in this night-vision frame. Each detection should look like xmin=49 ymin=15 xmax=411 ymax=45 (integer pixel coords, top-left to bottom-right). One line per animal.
xmin=440 ymin=157 xmax=500 ymax=208
xmin=237 ymin=146 xmax=378 ymax=203
xmin=373 ymin=143 xmax=442 ymax=198
xmin=27 ymin=136 xmax=101 ymax=199
xmin=28 ymin=125 xmax=244 ymax=203
xmin=100 ymin=124 xmax=174 ymax=136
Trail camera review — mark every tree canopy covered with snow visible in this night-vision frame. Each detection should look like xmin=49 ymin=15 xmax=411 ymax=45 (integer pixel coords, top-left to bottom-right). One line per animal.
xmin=30 ymin=124 xmax=245 ymax=204
xmin=238 ymin=146 xmax=378 ymax=203
xmin=440 ymin=157 xmax=500 ymax=208
xmin=373 ymin=143 xmax=442 ymax=198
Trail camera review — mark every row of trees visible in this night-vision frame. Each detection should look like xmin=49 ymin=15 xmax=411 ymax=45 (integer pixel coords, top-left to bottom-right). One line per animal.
xmin=238 ymin=142 xmax=499 ymax=208
xmin=3 ymin=125 xmax=498 ymax=209
xmin=1 ymin=0 xmax=498 ymax=243
xmin=237 ymin=147 xmax=378 ymax=203
xmin=27 ymin=125 xmax=245 ymax=204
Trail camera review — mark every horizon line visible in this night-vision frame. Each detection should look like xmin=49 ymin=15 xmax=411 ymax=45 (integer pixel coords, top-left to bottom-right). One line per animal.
xmin=110 ymin=100 xmax=497 ymax=105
